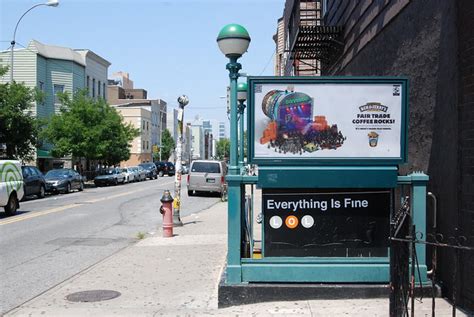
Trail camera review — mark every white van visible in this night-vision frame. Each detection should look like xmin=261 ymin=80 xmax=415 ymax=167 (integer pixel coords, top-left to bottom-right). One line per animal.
xmin=187 ymin=160 xmax=227 ymax=199
xmin=0 ymin=160 xmax=24 ymax=215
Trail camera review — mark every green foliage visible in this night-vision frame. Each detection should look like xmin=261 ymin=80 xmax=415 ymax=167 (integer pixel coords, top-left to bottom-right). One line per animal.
xmin=0 ymin=78 xmax=39 ymax=161
xmin=216 ymin=138 xmax=230 ymax=160
xmin=41 ymin=90 xmax=139 ymax=165
xmin=161 ymin=129 xmax=175 ymax=161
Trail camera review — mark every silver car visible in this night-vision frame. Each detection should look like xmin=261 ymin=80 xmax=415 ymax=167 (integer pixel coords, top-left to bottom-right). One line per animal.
xmin=130 ymin=166 xmax=146 ymax=181
xmin=187 ymin=160 xmax=227 ymax=197
xmin=121 ymin=167 xmax=136 ymax=183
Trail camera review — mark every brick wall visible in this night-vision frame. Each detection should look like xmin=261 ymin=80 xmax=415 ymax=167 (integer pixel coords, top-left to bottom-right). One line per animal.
xmin=458 ymin=0 xmax=474 ymax=308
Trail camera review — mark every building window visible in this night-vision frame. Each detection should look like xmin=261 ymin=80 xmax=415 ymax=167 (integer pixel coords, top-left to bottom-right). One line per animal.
xmin=86 ymin=76 xmax=89 ymax=92
xmin=142 ymin=140 xmax=145 ymax=150
xmin=146 ymin=121 xmax=149 ymax=130
xmin=146 ymin=141 xmax=149 ymax=150
xmin=53 ymin=84 xmax=64 ymax=104
xmin=98 ymin=80 xmax=101 ymax=97
xmin=142 ymin=120 xmax=145 ymax=130
xmin=38 ymin=81 xmax=45 ymax=104
xmin=92 ymin=78 xmax=96 ymax=98
xmin=103 ymin=83 xmax=106 ymax=98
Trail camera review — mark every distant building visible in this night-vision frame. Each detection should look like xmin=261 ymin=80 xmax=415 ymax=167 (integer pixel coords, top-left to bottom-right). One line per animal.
xmin=190 ymin=124 xmax=204 ymax=160
xmin=108 ymin=72 xmax=167 ymax=161
xmin=0 ymin=39 xmax=110 ymax=171
xmin=218 ymin=121 xmax=227 ymax=140
xmin=110 ymin=71 xmax=133 ymax=89
xmin=166 ymin=108 xmax=178 ymax=144
xmin=115 ymin=107 xmax=152 ymax=166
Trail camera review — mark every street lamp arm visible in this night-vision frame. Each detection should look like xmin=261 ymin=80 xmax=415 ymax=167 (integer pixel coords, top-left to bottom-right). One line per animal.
xmin=12 ymin=3 xmax=47 ymax=44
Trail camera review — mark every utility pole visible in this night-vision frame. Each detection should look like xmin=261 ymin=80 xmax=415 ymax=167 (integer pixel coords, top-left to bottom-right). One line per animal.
xmin=173 ymin=95 xmax=189 ymax=226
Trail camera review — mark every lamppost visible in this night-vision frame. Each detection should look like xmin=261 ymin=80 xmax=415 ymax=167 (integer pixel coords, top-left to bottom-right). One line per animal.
xmin=237 ymin=82 xmax=247 ymax=168
xmin=173 ymin=94 xmax=189 ymax=227
xmin=217 ymin=23 xmax=250 ymax=284
xmin=10 ymin=0 xmax=59 ymax=83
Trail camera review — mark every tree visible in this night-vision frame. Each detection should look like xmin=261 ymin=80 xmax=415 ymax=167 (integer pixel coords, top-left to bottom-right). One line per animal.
xmin=216 ymin=138 xmax=230 ymax=161
xmin=0 ymin=65 xmax=40 ymax=161
xmin=161 ymin=129 xmax=175 ymax=161
xmin=41 ymin=90 xmax=139 ymax=166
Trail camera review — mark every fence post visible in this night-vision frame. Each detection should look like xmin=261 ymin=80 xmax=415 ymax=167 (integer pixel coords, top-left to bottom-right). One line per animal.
xmin=409 ymin=171 xmax=429 ymax=284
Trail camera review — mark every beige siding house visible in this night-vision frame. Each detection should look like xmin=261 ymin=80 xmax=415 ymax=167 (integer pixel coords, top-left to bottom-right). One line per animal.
xmin=115 ymin=107 xmax=152 ymax=166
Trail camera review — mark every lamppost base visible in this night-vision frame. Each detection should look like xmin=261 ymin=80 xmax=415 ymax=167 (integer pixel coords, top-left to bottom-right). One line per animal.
xmin=173 ymin=214 xmax=183 ymax=227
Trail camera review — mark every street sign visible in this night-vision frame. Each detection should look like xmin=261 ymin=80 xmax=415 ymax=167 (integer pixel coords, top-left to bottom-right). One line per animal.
xmin=247 ymin=77 xmax=408 ymax=165
xmin=263 ymin=188 xmax=391 ymax=257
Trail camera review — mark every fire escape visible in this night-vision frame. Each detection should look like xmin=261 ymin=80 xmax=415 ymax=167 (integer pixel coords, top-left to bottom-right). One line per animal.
xmin=285 ymin=0 xmax=343 ymax=75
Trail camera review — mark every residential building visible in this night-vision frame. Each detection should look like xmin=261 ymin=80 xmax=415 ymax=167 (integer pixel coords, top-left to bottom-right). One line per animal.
xmin=276 ymin=0 xmax=322 ymax=76
xmin=282 ymin=0 xmax=474 ymax=311
xmin=115 ymin=107 xmax=152 ymax=166
xmin=75 ymin=49 xmax=111 ymax=100
xmin=108 ymin=73 xmax=167 ymax=161
xmin=0 ymin=39 xmax=110 ymax=171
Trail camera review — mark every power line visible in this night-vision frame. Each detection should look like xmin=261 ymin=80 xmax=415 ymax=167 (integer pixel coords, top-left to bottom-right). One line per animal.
xmin=258 ymin=51 xmax=275 ymax=75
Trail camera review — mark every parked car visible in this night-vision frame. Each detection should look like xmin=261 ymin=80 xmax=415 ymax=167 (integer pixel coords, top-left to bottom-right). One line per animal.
xmin=139 ymin=162 xmax=158 ymax=179
xmin=21 ymin=166 xmax=46 ymax=199
xmin=187 ymin=160 xmax=227 ymax=198
xmin=121 ymin=167 xmax=136 ymax=183
xmin=45 ymin=168 xmax=84 ymax=194
xmin=0 ymin=160 xmax=24 ymax=215
xmin=94 ymin=167 xmax=125 ymax=186
xmin=130 ymin=166 xmax=146 ymax=181
xmin=155 ymin=161 xmax=175 ymax=177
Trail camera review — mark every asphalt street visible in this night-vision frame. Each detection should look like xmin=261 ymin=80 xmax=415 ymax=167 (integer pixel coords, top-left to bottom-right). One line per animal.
xmin=0 ymin=176 xmax=220 ymax=315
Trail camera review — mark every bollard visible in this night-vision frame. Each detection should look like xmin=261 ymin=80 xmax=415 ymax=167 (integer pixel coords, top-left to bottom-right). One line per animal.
xmin=160 ymin=190 xmax=174 ymax=237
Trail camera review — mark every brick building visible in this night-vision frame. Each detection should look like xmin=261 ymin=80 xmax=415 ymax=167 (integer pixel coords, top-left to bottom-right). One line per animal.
xmin=281 ymin=0 xmax=474 ymax=311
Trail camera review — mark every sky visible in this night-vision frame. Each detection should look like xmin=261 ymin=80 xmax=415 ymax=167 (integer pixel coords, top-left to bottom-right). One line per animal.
xmin=0 ymin=0 xmax=285 ymax=125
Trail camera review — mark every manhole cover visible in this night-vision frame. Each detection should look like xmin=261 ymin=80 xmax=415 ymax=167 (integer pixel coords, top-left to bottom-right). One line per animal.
xmin=66 ymin=290 xmax=121 ymax=302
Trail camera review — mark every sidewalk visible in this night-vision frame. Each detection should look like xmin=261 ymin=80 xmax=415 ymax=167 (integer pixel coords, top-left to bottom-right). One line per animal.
xmin=6 ymin=201 xmax=468 ymax=316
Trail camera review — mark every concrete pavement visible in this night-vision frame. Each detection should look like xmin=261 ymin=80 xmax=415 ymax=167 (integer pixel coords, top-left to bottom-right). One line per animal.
xmin=6 ymin=200 xmax=469 ymax=316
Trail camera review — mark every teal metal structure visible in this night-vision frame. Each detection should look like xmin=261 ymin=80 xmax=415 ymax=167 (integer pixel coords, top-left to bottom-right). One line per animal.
xmin=218 ymin=26 xmax=428 ymax=285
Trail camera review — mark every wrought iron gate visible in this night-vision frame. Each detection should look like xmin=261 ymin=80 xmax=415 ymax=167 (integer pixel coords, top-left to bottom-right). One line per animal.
xmin=390 ymin=196 xmax=474 ymax=317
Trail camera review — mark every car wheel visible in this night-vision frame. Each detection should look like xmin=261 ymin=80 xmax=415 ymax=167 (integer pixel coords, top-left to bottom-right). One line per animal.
xmin=38 ymin=185 xmax=46 ymax=198
xmin=79 ymin=182 xmax=84 ymax=191
xmin=114 ymin=178 xmax=118 ymax=186
xmin=4 ymin=193 xmax=18 ymax=216
xmin=159 ymin=171 xmax=164 ymax=177
xmin=65 ymin=183 xmax=71 ymax=194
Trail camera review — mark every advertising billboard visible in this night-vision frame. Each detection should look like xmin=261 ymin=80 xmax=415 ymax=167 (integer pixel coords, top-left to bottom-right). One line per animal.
xmin=247 ymin=77 xmax=408 ymax=165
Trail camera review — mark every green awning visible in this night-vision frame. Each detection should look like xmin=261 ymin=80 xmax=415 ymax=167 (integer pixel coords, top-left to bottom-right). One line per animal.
xmin=37 ymin=149 xmax=53 ymax=158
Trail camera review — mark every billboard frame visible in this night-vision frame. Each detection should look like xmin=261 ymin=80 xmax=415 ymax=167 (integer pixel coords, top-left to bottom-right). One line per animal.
xmin=247 ymin=76 xmax=409 ymax=166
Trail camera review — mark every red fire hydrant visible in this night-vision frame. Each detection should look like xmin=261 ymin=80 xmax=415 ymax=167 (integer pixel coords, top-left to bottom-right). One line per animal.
xmin=160 ymin=190 xmax=174 ymax=237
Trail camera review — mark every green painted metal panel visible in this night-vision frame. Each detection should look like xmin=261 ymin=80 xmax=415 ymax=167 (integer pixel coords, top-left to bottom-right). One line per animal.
xmin=258 ymin=166 xmax=398 ymax=188
xmin=241 ymin=263 xmax=391 ymax=282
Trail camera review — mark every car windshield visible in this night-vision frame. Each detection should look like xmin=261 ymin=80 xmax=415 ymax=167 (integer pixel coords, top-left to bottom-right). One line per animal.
xmin=191 ymin=162 xmax=220 ymax=173
xmin=46 ymin=169 xmax=68 ymax=177
xmin=104 ymin=169 xmax=116 ymax=175
xmin=140 ymin=163 xmax=153 ymax=169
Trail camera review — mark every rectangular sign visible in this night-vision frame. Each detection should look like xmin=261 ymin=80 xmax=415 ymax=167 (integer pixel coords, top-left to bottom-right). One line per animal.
xmin=248 ymin=77 xmax=408 ymax=165
xmin=263 ymin=189 xmax=391 ymax=257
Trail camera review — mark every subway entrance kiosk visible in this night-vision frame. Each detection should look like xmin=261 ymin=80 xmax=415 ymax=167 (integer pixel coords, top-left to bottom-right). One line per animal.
xmin=223 ymin=77 xmax=428 ymax=292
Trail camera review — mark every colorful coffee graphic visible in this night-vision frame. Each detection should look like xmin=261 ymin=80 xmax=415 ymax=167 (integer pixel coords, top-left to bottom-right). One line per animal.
xmin=260 ymin=89 xmax=346 ymax=155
